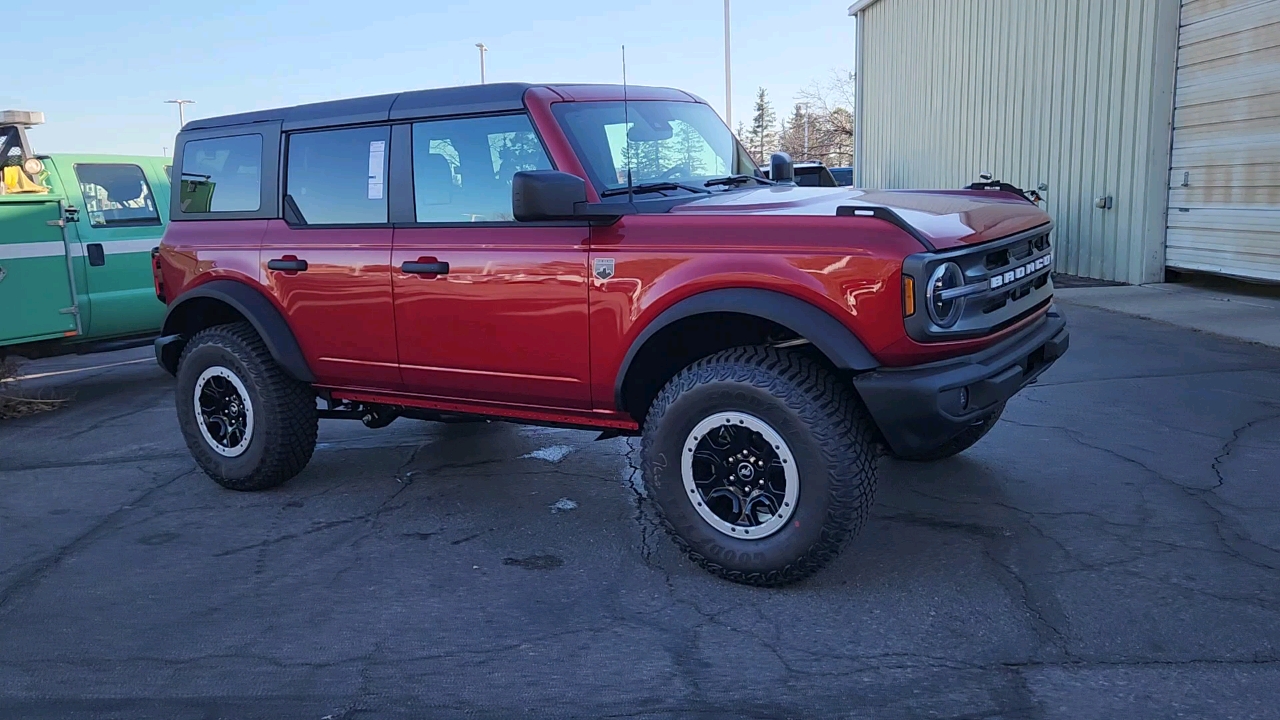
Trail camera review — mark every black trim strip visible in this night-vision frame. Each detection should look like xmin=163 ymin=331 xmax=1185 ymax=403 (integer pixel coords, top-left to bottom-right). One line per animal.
xmin=835 ymin=205 xmax=935 ymax=251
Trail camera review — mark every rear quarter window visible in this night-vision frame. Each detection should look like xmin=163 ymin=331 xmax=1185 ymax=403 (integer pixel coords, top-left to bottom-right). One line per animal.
xmin=179 ymin=134 xmax=262 ymax=213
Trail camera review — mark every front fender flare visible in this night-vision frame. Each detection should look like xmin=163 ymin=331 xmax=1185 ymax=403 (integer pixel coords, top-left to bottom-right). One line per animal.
xmin=159 ymin=280 xmax=315 ymax=383
xmin=613 ymin=288 xmax=880 ymax=409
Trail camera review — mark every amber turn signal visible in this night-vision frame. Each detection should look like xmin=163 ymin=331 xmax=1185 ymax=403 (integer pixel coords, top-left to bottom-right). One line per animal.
xmin=902 ymin=276 xmax=916 ymax=317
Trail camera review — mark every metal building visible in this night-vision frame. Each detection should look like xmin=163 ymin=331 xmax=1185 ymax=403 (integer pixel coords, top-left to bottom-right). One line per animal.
xmin=848 ymin=0 xmax=1280 ymax=285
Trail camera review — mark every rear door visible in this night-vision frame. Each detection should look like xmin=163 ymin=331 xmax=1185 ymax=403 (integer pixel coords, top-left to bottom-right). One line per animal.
xmin=67 ymin=161 xmax=167 ymax=337
xmin=261 ymin=124 xmax=398 ymax=389
xmin=0 ymin=196 xmax=78 ymax=345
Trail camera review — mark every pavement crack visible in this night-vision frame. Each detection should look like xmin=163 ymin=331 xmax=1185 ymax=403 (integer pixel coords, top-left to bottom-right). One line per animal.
xmin=1209 ymin=408 xmax=1280 ymax=490
xmin=0 ymin=464 xmax=197 ymax=615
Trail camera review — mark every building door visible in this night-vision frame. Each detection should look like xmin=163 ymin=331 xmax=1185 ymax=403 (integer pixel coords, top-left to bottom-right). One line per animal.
xmin=1167 ymin=0 xmax=1280 ymax=281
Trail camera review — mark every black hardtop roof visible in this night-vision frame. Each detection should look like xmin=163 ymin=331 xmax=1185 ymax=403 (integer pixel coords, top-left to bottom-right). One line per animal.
xmin=182 ymin=82 xmax=698 ymax=133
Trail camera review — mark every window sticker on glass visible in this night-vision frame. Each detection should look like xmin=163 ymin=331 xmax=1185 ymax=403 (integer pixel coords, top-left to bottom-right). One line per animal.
xmin=368 ymin=140 xmax=386 ymax=200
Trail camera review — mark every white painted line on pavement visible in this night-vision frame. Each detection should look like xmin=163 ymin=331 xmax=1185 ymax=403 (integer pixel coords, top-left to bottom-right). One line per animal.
xmin=1 ymin=357 xmax=151 ymax=383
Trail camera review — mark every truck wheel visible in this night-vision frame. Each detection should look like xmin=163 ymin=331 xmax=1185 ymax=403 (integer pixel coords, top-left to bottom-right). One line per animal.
xmin=642 ymin=347 xmax=878 ymax=587
xmin=892 ymin=403 xmax=1005 ymax=462
xmin=175 ymin=322 xmax=317 ymax=491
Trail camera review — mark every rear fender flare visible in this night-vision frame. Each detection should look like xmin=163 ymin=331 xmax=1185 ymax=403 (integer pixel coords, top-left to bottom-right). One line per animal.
xmin=614 ymin=288 xmax=879 ymax=409
xmin=159 ymin=279 xmax=314 ymax=383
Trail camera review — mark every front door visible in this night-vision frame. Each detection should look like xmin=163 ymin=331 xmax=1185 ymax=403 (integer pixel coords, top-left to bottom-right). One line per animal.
xmin=68 ymin=161 xmax=167 ymax=338
xmin=263 ymin=124 xmax=398 ymax=389
xmin=391 ymin=113 xmax=592 ymax=409
xmin=0 ymin=197 xmax=78 ymax=346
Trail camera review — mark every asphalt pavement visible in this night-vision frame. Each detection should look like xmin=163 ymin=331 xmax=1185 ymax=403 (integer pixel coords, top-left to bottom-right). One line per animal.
xmin=1 ymin=301 xmax=1279 ymax=719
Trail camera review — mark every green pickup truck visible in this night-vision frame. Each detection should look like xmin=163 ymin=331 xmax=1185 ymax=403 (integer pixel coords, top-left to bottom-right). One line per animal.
xmin=1 ymin=111 xmax=170 ymax=359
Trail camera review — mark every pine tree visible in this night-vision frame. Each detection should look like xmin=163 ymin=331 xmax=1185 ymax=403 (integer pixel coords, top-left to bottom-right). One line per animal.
xmin=778 ymin=104 xmax=810 ymax=162
xmin=745 ymin=87 xmax=778 ymax=165
xmin=674 ymin=122 xmax=708 ymax=176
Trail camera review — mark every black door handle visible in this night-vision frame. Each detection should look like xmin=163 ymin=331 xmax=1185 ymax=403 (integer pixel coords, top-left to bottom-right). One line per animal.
xmin=86 ymin=243 xmax=105 ymax=267
xmin=402 ymin=261 xmax=449 ymax=275
xmin=267 ymin=258 xmax=308 ymax=272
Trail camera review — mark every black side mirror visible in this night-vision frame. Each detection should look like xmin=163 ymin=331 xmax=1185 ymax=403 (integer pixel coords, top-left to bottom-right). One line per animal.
xmin=513 ymin=171 xmax=589 ymax=222
xmin=770 ymin=152 xmax=795 ymax=185
xmin=512 ymin=170 xmax=626 ymax=224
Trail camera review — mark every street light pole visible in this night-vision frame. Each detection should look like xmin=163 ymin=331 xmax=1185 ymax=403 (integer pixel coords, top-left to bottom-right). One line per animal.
xmin=724 ymin=0 xmax=732 ymax=127
xmin=476 ymin=43 xmax=488 ymax=84
xmin=164 ymin=99 xmax=195 ymax=128
xmin=803 ymin=104 xmax=810 ymax=161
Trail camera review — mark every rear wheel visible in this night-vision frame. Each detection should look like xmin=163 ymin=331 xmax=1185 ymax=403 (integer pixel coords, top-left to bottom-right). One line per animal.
xmin=891 ymin=403 xmax=1005 ymax=462
xmin=642 ymin=347 xmax=878 ymax=587
xmin=175 ymin=322 xmax=317 ymax=491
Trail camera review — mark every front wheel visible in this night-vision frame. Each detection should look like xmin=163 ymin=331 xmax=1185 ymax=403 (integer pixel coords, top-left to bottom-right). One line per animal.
xmin=175 ymin=322 xmax=318 ymax=491
xmin=642 ymin=347 xmax=878 ymax=587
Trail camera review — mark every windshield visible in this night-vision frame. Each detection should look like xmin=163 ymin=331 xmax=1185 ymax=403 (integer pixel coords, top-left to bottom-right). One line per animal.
xmin=552 ymin=101 xmax=758 ymax=198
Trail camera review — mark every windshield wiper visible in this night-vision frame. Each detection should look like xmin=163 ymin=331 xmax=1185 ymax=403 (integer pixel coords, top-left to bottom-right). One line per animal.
xmin=704 ymin=174 xmax=775 ymax=188
xmin=600 ymin=181 xmax=711 ymax=198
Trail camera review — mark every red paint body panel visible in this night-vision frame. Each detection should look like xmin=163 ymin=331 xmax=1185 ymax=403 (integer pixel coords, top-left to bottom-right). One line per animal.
xmin=391 ymin=226 xmax=593 ymax=408
xmin=261 ymin=221 xmax=398 ymax=388
xmin=157 ymin=220 xmax=267 ymax=297
xmin=586 ymin=214 xmax=919 ymax=406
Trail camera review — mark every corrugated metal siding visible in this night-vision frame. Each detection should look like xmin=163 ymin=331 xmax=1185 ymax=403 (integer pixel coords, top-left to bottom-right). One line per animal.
xmin=858 ymin=0 xmax=1181 ymax=284
xmin=1166 ymin=0 xmax=1280 ymax=281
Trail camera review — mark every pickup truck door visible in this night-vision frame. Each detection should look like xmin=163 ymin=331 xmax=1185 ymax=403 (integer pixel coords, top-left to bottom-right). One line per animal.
xmin=0 ymin=196 xmax=79 ymax=346
xmin=66 ymin=160 xmax=167 ymax=338
xmin=389 ymin=115 xmax=592 ymax=409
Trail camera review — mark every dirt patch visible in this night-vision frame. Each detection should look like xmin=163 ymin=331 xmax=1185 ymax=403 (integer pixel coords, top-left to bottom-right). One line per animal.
xmin=0 ymin=358 xmax=69 ymax=419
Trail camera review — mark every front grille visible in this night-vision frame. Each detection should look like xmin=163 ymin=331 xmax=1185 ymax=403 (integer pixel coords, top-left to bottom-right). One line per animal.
xmin=902 ymin=223 xmax=1055 ymax=342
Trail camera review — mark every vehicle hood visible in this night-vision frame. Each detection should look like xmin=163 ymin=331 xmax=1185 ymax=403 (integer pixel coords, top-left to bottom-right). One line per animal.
xmin=668 ymin=186 xmax=1050 ymax=249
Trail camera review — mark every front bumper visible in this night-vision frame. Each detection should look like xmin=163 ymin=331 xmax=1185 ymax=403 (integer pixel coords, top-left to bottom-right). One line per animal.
xmin=154 ymin=334 xmax=183 ymax=376
xmin=853 ymin=306 xmax=1069 ymax=457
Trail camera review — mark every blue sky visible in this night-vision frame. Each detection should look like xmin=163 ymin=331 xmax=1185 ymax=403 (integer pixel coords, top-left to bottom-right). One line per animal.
xmin=11 ymin=0 xmax=855 ymax=157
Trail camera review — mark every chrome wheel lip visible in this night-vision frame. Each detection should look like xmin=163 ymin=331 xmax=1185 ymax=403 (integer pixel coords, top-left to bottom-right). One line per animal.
xmin=680 ymin=411 xmax=799 ymax=540
xmin=193 ymin=366 xmax=254 ymax=458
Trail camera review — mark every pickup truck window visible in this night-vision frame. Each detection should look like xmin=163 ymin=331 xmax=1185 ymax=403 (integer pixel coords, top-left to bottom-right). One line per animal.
xmin=411 ymin=114 xmax=551 ymax=223
xmin=74 ymin=163 xmax=160 ymax=227
xmin=180 ymin=134 xmax=262 ymax=213
xmin=286 ymin=125 xmax=390 ymax=225
xmin=552 ymin=101 xmax=756 ymax=196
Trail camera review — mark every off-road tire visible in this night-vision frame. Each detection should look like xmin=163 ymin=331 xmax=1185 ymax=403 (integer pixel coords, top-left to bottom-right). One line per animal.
xmin=175 ymin=322 xmax=317 ymax=491
xmin=642 ymin=346 xmax=878 ymax=587
xmin=891 ymin=403 xmax=1006 ymax=462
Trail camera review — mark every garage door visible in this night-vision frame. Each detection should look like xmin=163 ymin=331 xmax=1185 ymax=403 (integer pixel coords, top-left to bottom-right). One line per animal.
xmin=1167 ymin=0 xmax=1280 ymax=281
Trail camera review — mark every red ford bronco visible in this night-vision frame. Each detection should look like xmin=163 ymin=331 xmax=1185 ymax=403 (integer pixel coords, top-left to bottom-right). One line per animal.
xmin=154 ymin=83 xmax=1067 ymax=586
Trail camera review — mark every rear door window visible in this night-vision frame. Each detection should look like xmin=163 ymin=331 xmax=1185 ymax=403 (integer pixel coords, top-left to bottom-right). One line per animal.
xmin=410 ymin=114 xmax=551 ymax=223
xmin=73 ymin=164 xmax=160 ymax=227
xmin=285 ymin=126 xmax=390 ymax=225
xmin=179 ymin=134 xmax=262 ymax=212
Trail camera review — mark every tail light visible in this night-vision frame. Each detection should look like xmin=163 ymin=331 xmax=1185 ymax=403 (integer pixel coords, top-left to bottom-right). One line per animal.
xmin=151 ymin=247 xmax=167 ymax=303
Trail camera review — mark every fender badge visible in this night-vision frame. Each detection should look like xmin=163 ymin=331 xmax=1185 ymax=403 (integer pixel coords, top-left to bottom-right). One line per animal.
xmin=593 ymin=257 xmax=615 ymax=281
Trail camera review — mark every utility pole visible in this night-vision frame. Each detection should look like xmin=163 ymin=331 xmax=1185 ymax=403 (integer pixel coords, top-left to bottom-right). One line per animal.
xmin=476 ymin=43 xmax=488 ymax=84
xmin=723 ymin=0 xmax=732 ymax=127
xmin=164 ymin=99 xmax=195 ymax=128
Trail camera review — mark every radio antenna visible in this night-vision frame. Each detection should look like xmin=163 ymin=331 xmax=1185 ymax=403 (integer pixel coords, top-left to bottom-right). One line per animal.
xmin=622 ymin=45 xmax=634 ymax=202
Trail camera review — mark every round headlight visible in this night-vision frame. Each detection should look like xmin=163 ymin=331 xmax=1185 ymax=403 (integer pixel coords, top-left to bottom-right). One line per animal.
xmin=927 ymin=262 xmax=965 ymax=328
xmin=23 ymin=157 xmax=44 ymax=175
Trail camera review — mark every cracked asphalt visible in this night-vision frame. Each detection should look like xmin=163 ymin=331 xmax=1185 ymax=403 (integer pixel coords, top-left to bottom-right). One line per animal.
xmin=2 ymin=300 xmax=1279 ymax=719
